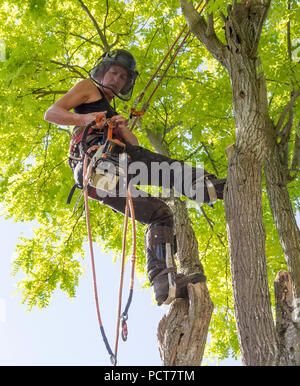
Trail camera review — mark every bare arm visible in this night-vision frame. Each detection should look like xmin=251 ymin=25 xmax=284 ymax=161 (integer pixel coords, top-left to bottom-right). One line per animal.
xmin=44 ymin=79 xmax=106 ymax=128
xmin=44 ymin=79 xmax=139 ymax=145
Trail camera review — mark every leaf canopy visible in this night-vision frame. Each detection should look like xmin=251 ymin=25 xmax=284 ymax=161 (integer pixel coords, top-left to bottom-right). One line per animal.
xmin=0 ymin=0 xmax=299 ymax=361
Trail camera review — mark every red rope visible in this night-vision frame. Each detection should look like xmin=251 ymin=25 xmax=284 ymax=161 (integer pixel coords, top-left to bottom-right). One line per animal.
xmin=82 ymin=146 xmax=137 ymax=366
xmin=83 ymin=146 xmax=102 ymax=328
xmin=83 ymin=146 xmax=116 ymax=364
xmin=114 ymin=194 xmax=129 ymax=362
xmin=113 ymin=187 xmax=137 ymax=364
xmin=129 ymin=0 xmax=206 ymax=132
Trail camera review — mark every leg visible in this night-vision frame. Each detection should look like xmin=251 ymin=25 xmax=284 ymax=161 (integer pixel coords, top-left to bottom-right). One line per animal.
xmin=125 ymin=143 xmax=226 ymax=205
xmin=90 ymin=187 xmax=205 ymax=305
xmin=74 ymin=150 xmax=207 ymax=306
xmin=145 ymin=222 xmax=206 ymax=305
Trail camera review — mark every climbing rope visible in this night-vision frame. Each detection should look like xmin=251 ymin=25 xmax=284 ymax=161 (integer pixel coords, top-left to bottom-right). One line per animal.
xmin=114 ymin=187 xmax=136 ymax=364
xmin=82 ymin=118 xmax=137 ymax=366
xmin=83 ymin=144 xmax=116 ymax=365
xmin=129 ymin=0 xmax=206 ymax=132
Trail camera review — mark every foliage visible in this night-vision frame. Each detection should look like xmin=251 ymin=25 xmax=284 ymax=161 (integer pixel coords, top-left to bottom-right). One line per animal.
xmin=0 ymin=0 xmax=299 ymax=362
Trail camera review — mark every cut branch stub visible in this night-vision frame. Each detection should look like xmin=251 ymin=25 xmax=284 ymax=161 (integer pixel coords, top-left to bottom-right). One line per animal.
xmin=274 ymin=270 xmax=300 ymax=366
xmin=157 ymin=282 xmax=214 ymax=366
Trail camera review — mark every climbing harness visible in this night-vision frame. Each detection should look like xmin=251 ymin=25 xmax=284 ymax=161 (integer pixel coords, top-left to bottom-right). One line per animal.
xmin=78 ymin=114 xmax=137 ymax=366
xmin=129 ymin=0 xmax=206 ymax=132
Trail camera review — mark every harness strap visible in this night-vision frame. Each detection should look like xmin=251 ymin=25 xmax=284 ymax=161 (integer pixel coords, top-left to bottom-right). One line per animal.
xmin=66 ymin=184 xmax=79 ymax=205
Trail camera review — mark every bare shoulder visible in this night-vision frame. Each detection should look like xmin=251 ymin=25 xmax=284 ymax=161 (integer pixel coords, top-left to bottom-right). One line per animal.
xmin=52 ymin=78 xmax=98 ymax=111
xmin=79 ymin=78 xmax=102 ymax=103
xmin=69 ymin=78 xmax=95 ymax=96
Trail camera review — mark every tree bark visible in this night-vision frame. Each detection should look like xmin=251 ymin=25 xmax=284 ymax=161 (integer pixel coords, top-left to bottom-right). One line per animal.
xmin=181 ymin=0 xmax=282 ymax=365
xmin=157 ymin=282 xmax=213 ymax=365
xmin=265 ymin=141 xmax=300 ymax=301
xmin=157 ymin=198 xmax=214 ymax=366
xmin=223 ymin=3 xmax=280 ymax=363
xmin=225 ymin=146 xmax=279 ymax=365
xmin=274 ymin=270 xmax=300 ymax=365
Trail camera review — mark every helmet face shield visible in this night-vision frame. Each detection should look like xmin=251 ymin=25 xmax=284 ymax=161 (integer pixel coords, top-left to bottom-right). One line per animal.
xmin=89 ymin=49 xmax=138 ymax=101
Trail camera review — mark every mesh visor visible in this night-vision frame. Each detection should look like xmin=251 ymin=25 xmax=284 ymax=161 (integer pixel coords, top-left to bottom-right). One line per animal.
xmin=89 ymin=50 xmax=138 ymax=101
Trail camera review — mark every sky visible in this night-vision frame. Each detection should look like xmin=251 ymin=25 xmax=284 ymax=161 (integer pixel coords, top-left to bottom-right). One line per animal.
xmin=0 ymin=214 xmax=241 ymax=366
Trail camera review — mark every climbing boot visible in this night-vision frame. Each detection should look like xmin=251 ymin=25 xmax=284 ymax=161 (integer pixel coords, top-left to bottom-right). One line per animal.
xmin=190 ymin=175 xmax=226 ymax=205
xmin=145 ymin=223 xmax=206 ymax=306
xmin=152 ymin=271 xmax=206 ymax=306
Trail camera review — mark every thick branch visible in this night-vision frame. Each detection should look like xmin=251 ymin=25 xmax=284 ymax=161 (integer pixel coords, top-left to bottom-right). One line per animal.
xmin=275 ymin=88 xmax=300 ymax=135
xmin=157 ymin=283 xmax=213 ymax=366
xmin=78 ymin=0 xmax=109 ymax=51
xmin=145 ymin=127 xmax=170 ymax=156
xmin=50 ymin=60 xmax=87 ymax=78
xmin=180 ymin=0 xmax=229 ymax=68
xmin=249 ymin=0 xmax=272 ymax=58
xmin=289 ymin=132 xmax=300 ymax=180
xmin=265 ymin=140 xmax=300 ymax=301
xmin=274 ymin=270 xmax=300 ymax=365
xmin=278 ymin=109 xmax=293 ymax=156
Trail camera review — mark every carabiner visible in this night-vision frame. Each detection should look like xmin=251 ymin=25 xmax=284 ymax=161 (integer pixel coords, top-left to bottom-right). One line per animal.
xmin=121 ymin=315 xmax=128 ymax=342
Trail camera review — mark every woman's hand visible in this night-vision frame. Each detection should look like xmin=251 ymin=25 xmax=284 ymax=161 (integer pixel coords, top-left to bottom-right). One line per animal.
xmin=82 ymin=111 xmax=107 ymax=129
xmin=110 ymin=115 xmax=129 ymax=130
xmin=111 ymin=115 xmax=139 ymax=145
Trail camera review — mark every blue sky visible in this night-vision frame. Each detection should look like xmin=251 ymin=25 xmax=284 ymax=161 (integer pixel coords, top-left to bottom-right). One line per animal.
xmin=0 ymin=215 xmax=241 ymax=366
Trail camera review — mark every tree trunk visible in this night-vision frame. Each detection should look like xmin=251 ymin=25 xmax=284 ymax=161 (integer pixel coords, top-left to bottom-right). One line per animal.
xmin=157 ymin=198 xmax=214 ymax=366
xmin=274 ymin=270 xmax=300 ymax=365
xmin=180 ymin=0 xmax=281 ymax=365
xmin=225 ymin=145 xmax=279 ymax=365
xmin=265 ymin=140 xmax=300 ymax=301
xmin=223 ymin=2 xmax=281 ymax=365
xmin=180 ymin=0 xmax=300 ymax=366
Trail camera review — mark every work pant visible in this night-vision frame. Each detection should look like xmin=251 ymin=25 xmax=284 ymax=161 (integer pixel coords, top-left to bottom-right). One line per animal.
xmin=74 ymin=142 xmax=215 ymax=286
xmin=75 ymin=143 xmax=212 ymax=229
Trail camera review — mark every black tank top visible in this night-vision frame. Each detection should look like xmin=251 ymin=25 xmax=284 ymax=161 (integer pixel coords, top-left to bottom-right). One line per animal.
xmin=73 ymin=87 xmax=117 ymax=118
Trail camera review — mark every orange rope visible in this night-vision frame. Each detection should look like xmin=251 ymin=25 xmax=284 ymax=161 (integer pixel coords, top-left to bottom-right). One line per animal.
xmin=83 ymin=146 xmax=117 ymax=363
xmin=83 ymin=146 xmax=101 ymax=328
xmin=113 ymin=186 xmax=136 ymax=364
xmin=82 ymin=144 xmax=137 ymax=366
xmin=114 ymin=193 xmax=130 ymax=362
xmin=129 ymin=0 xmax=206 ymax=132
